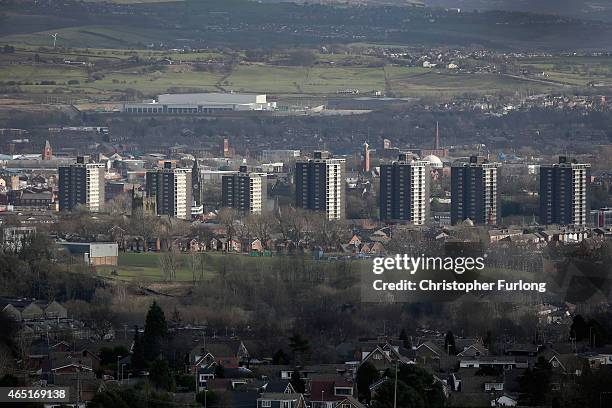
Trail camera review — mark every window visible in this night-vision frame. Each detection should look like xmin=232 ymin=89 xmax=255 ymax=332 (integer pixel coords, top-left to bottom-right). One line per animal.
xmin=261 ymin=400 xmax=271 ymax=408
xmin=282 ymin=402 xmax=291 ymax=408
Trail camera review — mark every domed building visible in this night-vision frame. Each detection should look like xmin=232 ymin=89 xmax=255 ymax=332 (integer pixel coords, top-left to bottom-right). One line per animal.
xmin=422 ymin=154 xmax=443 ymax=169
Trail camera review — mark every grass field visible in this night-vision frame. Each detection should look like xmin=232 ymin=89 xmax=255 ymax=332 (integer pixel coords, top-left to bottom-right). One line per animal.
xmin=1 ymin=45 xmax=610 ymax=103
xmin=97 ymin=252 xmax=219 ymax=282
xmin=0 ymin=58 xmax=562 ymax=99
xmin=0 ymin=26 xmax=167 ymax=49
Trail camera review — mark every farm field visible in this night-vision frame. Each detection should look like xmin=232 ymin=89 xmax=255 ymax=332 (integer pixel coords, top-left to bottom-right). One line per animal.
xmin=0 ymin=57 xmax=562 ymax=101
xmin=1 ymin=45 xmax=610 ymax=107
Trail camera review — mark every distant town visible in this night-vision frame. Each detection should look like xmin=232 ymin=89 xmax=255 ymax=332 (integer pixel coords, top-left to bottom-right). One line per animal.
xmin=0 ymin=93 xmax=610 ymax=406
xmin=0 ymin=0 xmax=611 ymax=406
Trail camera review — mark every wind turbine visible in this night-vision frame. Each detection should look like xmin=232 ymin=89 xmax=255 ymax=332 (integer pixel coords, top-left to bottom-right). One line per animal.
xmin=50 ymin=33 xmax=58 ymax=49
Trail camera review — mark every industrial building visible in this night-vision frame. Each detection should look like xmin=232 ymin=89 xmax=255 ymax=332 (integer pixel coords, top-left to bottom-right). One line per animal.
xmin=59 ymin=242 xmax=118 ymax=266
xmin=122 ymin=93 xmax=276 ymax=114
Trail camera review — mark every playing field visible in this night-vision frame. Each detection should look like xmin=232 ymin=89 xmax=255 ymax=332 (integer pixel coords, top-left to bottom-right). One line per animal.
xmin=97 ymin=252 xmax=220 ymax=282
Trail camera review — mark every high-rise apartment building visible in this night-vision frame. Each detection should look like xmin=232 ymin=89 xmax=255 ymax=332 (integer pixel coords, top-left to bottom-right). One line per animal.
xmin=192 ymin=160 xmax=203 ymax=207
xmin=295 ymin=151 xmax=345 ymax=220
xmin=379 ymin=153 xmax=430 ymax=225
xmin=145 ymin=162 xmax=192 ymax=220
xmin=221 ymin=166 xmax=267 ymax=214
xmin=591 ymin=208 xmax=612 ymax=228
xmin=58 ymin=156 xmax=105 ymax=212
xmin=451 ymin=156 xmax=499 ymax=225
xmin=539 ymin=156 xmax=590 ymax=226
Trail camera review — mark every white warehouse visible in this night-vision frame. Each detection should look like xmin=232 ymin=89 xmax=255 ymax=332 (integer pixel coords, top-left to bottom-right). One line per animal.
xmin=122 ymin=93 xmax=276 ymax=114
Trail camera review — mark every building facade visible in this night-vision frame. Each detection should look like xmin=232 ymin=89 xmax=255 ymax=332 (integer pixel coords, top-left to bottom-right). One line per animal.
xmin=145 ymin=162 xmax=192 ymax=220
xmin=42 ymin=140 xmax=52 ymax=160
xmin=379 ymin=154 xmax=430 ymax=225
xmin=58 ymin=156 xmax=105 ymax=212
xmin=362 ymin=142 xmax=371 ymax=173
xmin=451 ymin=156 xmax=499 ymax=225
xmin=591 ymin=208 xmax=612 ymax=228
xmin=221 ymin=166 xmax=267 ymax=214
xmin=540 ymin=156 xmax=591 ymax=226
xmin=59 ymin=242 xmax=118 ymax=266
xmin=260 ymin=149 xmax=301 ymax=162
xmin=295 ymin=151 xmax=345 ymax=220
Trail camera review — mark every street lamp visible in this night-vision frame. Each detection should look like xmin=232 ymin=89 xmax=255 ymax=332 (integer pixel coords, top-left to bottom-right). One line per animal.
xmin=393 ymin=361 xmax=398 ymax=408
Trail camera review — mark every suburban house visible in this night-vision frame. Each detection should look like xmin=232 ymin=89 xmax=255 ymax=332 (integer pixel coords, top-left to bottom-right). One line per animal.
xmin=309 ymin=378 xmax=354 ymax=408
xmin=257 ymin=393 xmax=307 ymax=408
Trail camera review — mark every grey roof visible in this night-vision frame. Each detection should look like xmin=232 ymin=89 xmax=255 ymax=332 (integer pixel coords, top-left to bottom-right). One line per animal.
xmin=158 ymin=93 xmax=264 ymax=105
xmin=231 ymin=390 xmax=259 ymax=407
xmin=264 ymin=379 xmax=293 ymax=393
xmin=259 ymin=393 xmax=303 ymax=401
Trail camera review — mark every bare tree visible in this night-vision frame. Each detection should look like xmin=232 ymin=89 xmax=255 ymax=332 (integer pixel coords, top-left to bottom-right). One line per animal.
xmin=218 ymin=208 xmax=240 ymax=248
xmin=188 ymin=251 xmax=210 ymax=283
xmin=130 ymin=209 xmax=160 ymax=251
xmin=311 ymin=213 xmax=347 ymax=250
xmin=246 ymin=212 xmax=275 ymax=245
xmin=105 ymin=192 xmax=132 ymax=215
xmin=159 ymin=247 xmax=180 ymax=281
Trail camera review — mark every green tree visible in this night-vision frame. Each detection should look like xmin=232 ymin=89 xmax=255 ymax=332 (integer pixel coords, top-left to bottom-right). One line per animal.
xmin=196 ymin=390 xmax=220 ymax=407
xmin=288 ymin=333 xmax=310 ymax=363
xmin=572 ymin=367 xmax=612 ymax=408
xmin=444 ymin=331 xmax=457 ymax=355
xmin=376 ymin=364 xmax=445 ymax=408
xmin=89 ymin=388 xmax=130 ymax=408
xmin=149 ymin=359 xmax=175 ymax=391
xmin=143 ymin=302 xmax=167 ymax=361
xmin=131 ymin=326 xmax=146 ymax=369
xmin=356 ymin=361 xmax=379 ymax=402
xmin=371 ymin=380 xmax=425 ymax=408
xmin=483 ymin=330 xmax=493 ymax=349
xmin=570 ymin=315 xmax=589 ymax=341
xmin=399 ymin=329 xmax=412 ymax=350
xmin=272 ymin=349 xmax=289 ymax=365
xmin=214 ymin=364 xmax=225 ymax=378
xmin=519 ymin=357 xmax=552 ymax=406
xmin=99 ymin=346 xmax=129 ymax=366
xmin=286 ymin=49 xmax=317 ymax=67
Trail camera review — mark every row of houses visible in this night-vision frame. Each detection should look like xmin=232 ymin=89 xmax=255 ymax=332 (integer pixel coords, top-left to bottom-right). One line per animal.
xmin=7 ymin=317 xmax=612 ymax=408
xmin=1 ymin=299 xmax=67 ymax=321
